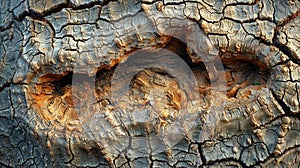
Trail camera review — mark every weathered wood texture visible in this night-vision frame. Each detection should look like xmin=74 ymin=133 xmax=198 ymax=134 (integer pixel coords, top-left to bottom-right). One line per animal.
xmin=0 ymin=0 xmax=300 ymax=167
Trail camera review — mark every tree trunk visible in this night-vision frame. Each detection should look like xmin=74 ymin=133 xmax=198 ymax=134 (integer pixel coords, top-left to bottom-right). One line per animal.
xmin=0 ymin=0 xmax=300 ymax=167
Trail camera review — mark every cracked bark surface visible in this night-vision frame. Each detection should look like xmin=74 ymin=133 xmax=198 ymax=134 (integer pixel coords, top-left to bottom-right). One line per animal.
xmin=0 ymin=0 xmax=300 ymax=167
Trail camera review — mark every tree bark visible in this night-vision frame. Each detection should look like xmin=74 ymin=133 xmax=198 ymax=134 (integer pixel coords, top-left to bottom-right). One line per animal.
xmin=0 ymin=0 xmax=300 ymax=167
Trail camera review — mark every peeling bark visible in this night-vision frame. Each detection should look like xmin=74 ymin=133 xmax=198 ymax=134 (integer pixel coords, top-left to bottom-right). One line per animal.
xmin=0 ymin=0 xmax=300 ymax=167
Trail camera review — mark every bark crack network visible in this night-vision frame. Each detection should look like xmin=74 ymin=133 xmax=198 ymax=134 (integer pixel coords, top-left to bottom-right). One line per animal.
xmin=0 ymin=0 xmax=300 ymax=167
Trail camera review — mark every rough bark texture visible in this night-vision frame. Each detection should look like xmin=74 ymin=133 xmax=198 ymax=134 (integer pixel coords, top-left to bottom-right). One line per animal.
xmin=0 ymin=0 xmax=300 ymax=167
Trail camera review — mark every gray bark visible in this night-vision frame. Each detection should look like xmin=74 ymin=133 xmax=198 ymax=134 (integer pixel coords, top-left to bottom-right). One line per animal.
xmin=0 ymin=0 xmax=300 ymax=167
